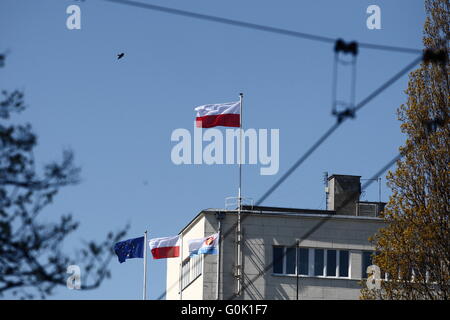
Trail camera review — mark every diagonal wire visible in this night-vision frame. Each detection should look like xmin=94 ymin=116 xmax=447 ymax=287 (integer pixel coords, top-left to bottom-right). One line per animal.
xmin=255 ymin=122 xmax=340 ymax=206
xmin=159 ymin=153 xmax=402 ymax=300
xmin=110 ymin=0 xmax=424 ymax=298
xmin=155 ymin=55 xmax=422 ymax=300
xmin=220 ymin=56 xmax=421 ymax=299
xmin=354 ymin=55 xmax=423 ymax=113
xmin=104 ymin=0 xmax=422 ymax=54
xmin=227 ymin=152 xmax=403 ymax=300
xmin=255 ymin=55 xmax=422 ymax=207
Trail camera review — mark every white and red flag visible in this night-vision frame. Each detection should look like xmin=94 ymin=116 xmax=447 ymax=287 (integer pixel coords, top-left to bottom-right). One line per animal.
xmin=194 ymin=101 xmax=241 ymax=128
xmin=148 ymin=235 xmax=180 ymax=259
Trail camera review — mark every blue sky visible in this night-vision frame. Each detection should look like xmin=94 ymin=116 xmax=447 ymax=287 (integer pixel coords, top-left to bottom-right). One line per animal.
xmin=1 ymin=0 xmax=425 ymax=299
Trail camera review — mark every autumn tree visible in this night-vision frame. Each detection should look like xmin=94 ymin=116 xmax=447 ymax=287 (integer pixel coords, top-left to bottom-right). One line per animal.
xmin=361 ymin=0 xmax=449 ymax=300
xmin=0 ymin=87 xmax=128 ymax=298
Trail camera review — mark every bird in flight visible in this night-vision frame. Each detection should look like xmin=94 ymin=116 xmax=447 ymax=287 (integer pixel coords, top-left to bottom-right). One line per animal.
xmin=117 ymin=53 xmax=125 ymax=60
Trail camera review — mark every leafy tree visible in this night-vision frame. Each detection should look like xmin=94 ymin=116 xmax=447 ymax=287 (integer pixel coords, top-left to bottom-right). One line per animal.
xmin=0 ymin=90 xmax=128 ymax=298
xmin=361 ymin=0 xmax=449 ymax=300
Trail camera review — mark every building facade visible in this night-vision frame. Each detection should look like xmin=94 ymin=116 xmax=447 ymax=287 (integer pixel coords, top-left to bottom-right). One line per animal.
xmin=166 ymin=174 xmax=387 ymax=300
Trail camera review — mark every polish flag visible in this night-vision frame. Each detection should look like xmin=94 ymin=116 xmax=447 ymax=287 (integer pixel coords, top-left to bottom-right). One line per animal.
xmin=195 ymin=101 xmax=241 ymax=128
xmin=148 ymin=235 xmax=180 ymax=259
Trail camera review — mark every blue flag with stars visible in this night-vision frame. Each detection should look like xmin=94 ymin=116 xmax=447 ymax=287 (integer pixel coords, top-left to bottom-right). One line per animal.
xmin=114 ymin=236 xmax=145 ymax=263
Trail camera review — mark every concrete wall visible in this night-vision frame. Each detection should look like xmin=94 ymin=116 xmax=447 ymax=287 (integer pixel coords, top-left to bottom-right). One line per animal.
xmin=328 ymin=175 xmax=361 ymax=216
xmin=203 ymin=213 xmax=229 ymax=300
xmin=166 ymin=215 xmax=206 ymax=300
xmin=203 ymin=211 xmax=385 ymax=300
xmin=167 ymin=210 xmax=386 ymax=300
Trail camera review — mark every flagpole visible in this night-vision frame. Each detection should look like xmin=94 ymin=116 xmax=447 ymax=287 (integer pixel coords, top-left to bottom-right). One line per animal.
xmin=236 ymin=93 xmax=243 ymax=297
xmin=143 ymin=230 xmax=148 ymax=300
xmin=179 ymin=232 xmax=184 ymax=300
xmin=239 ymin=93 xmax=243 ymax=208
xmin=216 ymin=220 xmax=222 ymax=300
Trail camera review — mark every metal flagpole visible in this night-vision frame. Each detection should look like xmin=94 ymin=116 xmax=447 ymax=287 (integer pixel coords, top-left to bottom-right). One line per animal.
xmin=179 ymin=232 xmax=183 ymax=300
xmin=239 ymin=93 xmax=243 ymax=208
xmin=296 ymin=239 xmax=299 ymax=300
xmin=216 ymin=211 xmax=225 ymax=300
xmin=143 ymin=230 xmax=148 ymax=300
xmin=378 ymin=177 xmax=382 ymax=203
xmin=216 ymin=226 xmax=221 ymax=300
xmin=236 ymin=92 xmax=243 ymax=296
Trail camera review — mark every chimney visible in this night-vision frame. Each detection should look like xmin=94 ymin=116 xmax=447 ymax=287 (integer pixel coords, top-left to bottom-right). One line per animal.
xmin=327 ymin=174 xmax=361 ymax=215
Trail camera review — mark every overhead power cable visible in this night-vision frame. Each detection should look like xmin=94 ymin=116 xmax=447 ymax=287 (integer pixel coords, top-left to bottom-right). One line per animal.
xmin=218 ymin=54 xmax=422 ymax=298
xmin=121 ymin=0 xmax=443 ymax=298
xmin=224 ymin=49 xmax=445 ymax=300
xmin=156 ymin=55 xmax=422 ymax=300
xmin=255 ymin=55 xmax=422 ymax=207
xmin=227 ymin=152 xmax=403 ymax=300
xmin=104 ymin=0 xmax=422 ymax=55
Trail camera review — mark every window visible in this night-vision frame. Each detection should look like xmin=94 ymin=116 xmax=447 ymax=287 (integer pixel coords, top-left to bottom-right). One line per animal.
xmin=298 ymin=248 xmax=309 ymax=276
xmin=326 ymin=250 xmax=337 ymax=276
xmin=181 ymin=258 xmax=190 ymax=290
xmin=191 ymin=254 xmax=202 ymax=281
xmin=285 ymin=248 xmax=296 ymax=275
xmin=339 ymin=250 xmax=349 ymax=277
xmin=314 ymin=249 xmax=324 ymax=276
xmin=273 ymin=247 xmax=284 ymax=274
xmin=272 ymin=246 xmax=350 ymax=278
xmin=362 ymin=251 xmax=374 ymax=279
xmin=181 ymin=254 xmax=203 ymax=290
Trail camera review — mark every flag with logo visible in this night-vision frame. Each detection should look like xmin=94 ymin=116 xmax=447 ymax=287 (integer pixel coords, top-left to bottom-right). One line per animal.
xmin=188 ymin=232 xmax=219 ymax=257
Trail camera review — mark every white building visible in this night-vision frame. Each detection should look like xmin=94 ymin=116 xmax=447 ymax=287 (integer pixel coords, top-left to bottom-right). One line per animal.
xmin=166 ymin=174 xmax=386 ymax=300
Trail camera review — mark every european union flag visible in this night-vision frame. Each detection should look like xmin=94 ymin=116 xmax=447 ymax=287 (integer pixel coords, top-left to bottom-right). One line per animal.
xmin=114 ymin=236 xmax=145 ymax=263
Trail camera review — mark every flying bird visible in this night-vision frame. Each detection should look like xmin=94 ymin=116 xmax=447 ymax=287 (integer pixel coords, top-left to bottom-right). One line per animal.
xmin=117 ymin=53 xmax=125 ymax=60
